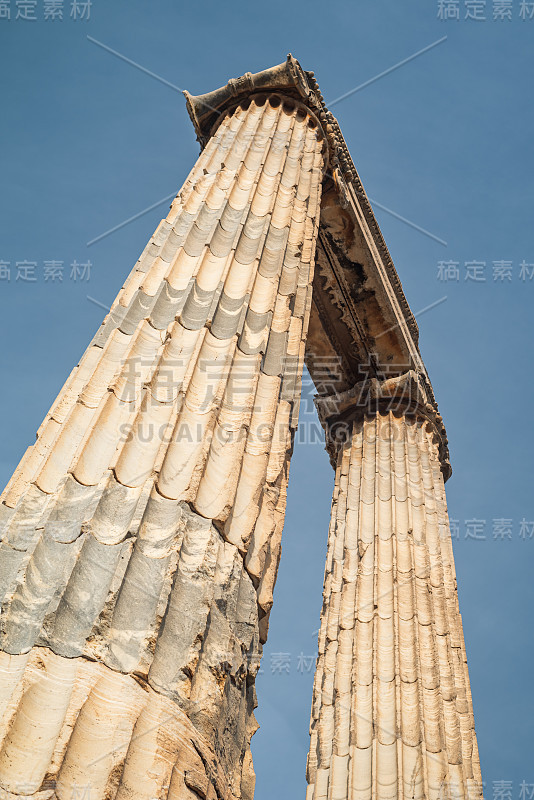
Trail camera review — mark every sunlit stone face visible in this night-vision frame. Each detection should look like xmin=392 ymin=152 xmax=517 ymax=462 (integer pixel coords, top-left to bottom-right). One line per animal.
xmin=0 ymin=58 xmax=480 ymax=800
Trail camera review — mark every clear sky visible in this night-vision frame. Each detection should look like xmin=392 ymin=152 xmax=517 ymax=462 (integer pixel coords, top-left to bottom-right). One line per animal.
xmin=1 ymin=1 xmax=533 ymax=797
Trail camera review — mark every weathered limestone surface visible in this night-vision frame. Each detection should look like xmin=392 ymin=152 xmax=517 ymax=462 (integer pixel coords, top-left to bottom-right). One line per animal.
xmin=0 ymin=56 xmax=482 ymax=800
xmin=0 ymin=89 xmax=324 ymax=800
xmin=306 ymin=375 xmax=482 ymax=800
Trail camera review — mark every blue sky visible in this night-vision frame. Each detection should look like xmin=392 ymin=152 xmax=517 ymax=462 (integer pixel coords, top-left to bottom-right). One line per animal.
xmin=1 ymin=1 xmax=533 ymax=796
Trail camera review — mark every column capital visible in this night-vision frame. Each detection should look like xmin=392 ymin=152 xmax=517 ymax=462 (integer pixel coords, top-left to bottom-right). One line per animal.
xmin=185 ymin=54 xmax=327 ymax=142
xmin=184 ymin=54 xmax=353 ymax=194
xmin=315 ymin=370 xmax=451 ymax=480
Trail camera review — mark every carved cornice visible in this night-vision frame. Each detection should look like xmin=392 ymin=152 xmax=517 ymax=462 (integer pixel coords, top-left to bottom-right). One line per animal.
xmin=315 ymin=371 xmax=451 ymax=481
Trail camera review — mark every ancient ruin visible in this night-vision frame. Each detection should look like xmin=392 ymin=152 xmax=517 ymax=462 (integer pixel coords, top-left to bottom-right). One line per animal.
xmin=0 ymin=57 xmax=482 ymax=800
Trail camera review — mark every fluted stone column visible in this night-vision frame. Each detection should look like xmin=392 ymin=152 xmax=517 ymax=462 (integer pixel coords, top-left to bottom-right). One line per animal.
xmin=306 ymin=373 xmax=483 ymax=800
xmin=0 ymin=92 xmax=324 ymax=800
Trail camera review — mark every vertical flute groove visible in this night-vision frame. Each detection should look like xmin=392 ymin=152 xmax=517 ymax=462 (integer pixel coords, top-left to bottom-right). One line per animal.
xmin=306 ymin=410 xmax=482 ymax=800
